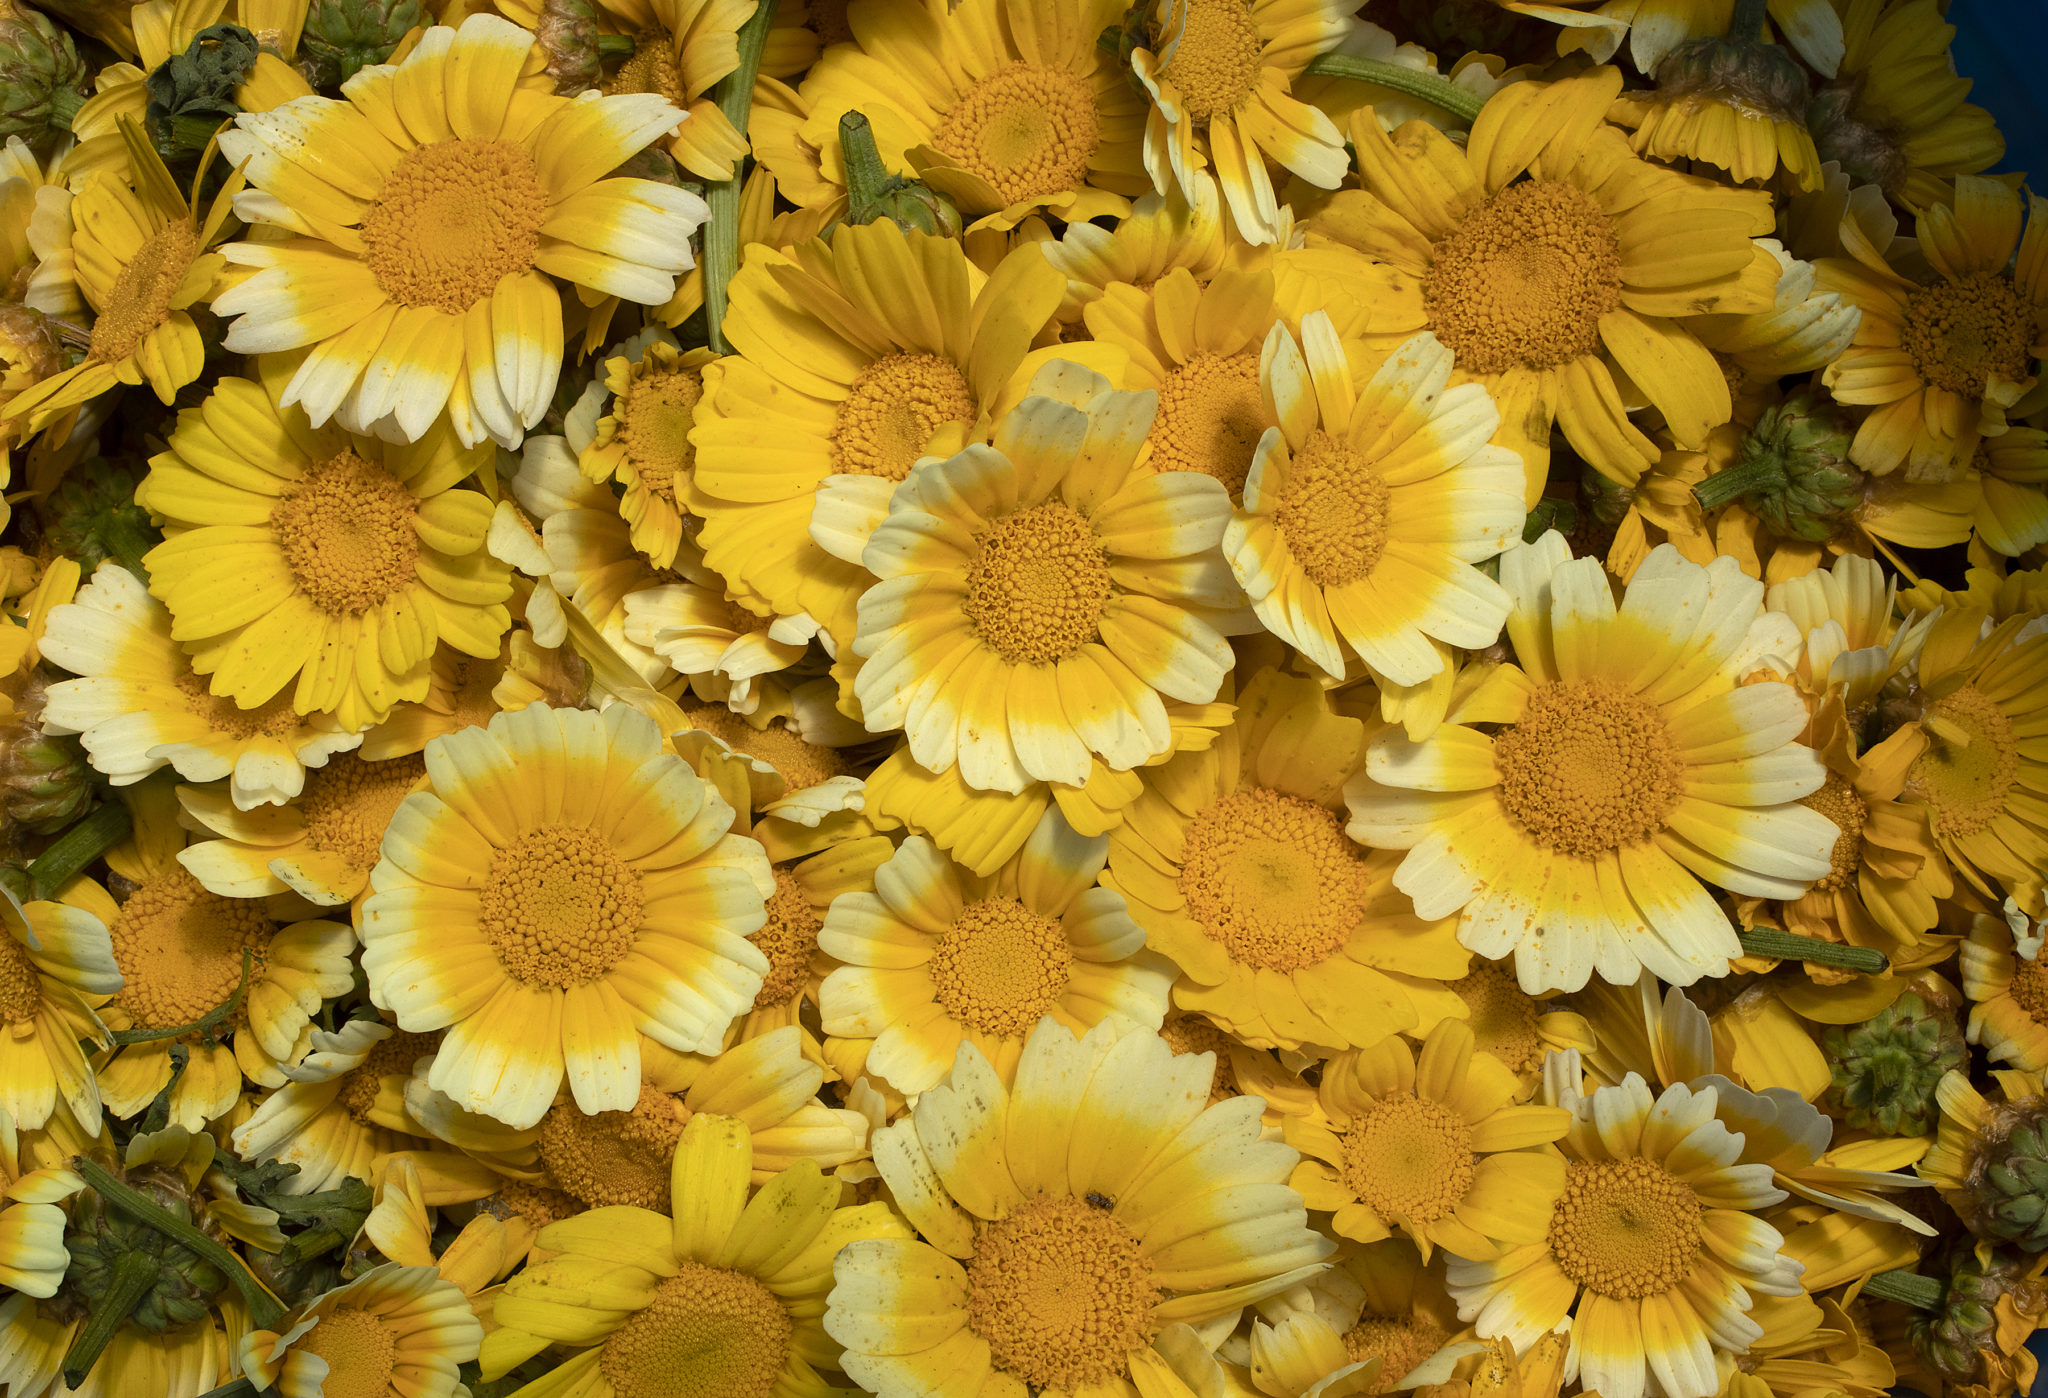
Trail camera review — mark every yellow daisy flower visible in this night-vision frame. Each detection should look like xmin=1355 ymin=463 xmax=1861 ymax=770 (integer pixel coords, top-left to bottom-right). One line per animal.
xmin=1444 ymin=1070 xmax=1805 ymax=1398
xmin=738 ymin=816 xmax=893 ymax=1041
xmin=1975 ymin=423 xmax=2048 ymax=558
xmin=1107 ymin=664 xmax=1469 ymax=1052
xmin=38 ymin=563 xmax=364 ymax=809
xmin=1308 ymin=1239 xmax=1480 ymax=1390
xmin=850 ymin=361 xmax=1239 ymax=793
xmin=229 ymin=1018 xmax=438 ymax=1193
xmin=61 ymin=864 xmax=355 ymax=1131
xmin=574 ymin=329 xmax=718 ymax=570
xmin=480 ymin=1113 xmax=910 ymax=1398
xmin=781 ymin=0 xmax=1147 ymax=229
xmin=687 ymin=221 xmax=1070 ymax=647
xmin=136 ymin=362 xmax=513 ymax=732
xmin=1817 ymin=176 xmax=2045 ymax=479
xmin=622 ymin=578 xmax=815 ymax=719
xmin=1347 ymin=534 xmax=1839 ymax=994
xmin=1043 ymin=174 xmax=1232 ymax=327
xmin=824 ymin=1016 xmax=1335 ymax=1397
xmin=212 ymin=13 xmax=706 ymax=448
xmin=1225 ymin=320 xmax=1523 ymax=691
xmin=177 ymin=751 xmax=427 ymax=906
xmin=1449 ymin=961 xmax=1597 ymax=1094
xmin=1130 ymin=0 xmax=1355 ymax=245
xmin=0 ymin=1304 xmax=228 ymax=1398
xmin=593 ymin=0 xmax=758 ymax=180
xmin=0 ymin=895 xmax=118 ymax=1134
xmin=1963 ymin=917 xmax=2048 ymax=1074
xmin=2 ymin=123 xmax=238 ymax=434
xmin=1283 ymin=1019 xmax=1571 ymax=1261
xmin=401 ymin=1024 xmax=870 ymax=1211
xmin=359 ymin=702 xmax=773 ymax=1129
xmin=1309 ymin=68 xmax=1776 ymax=496
xmin=357 ymin=643 xmax=513 ymax=762
xmin=1899 ymin=607 xmax=2048 ymax=909
xmin=818 ymin=811 xmax=1176 ymax=1094
xmin=237 ymin=1262 xmax=481 ymax=1398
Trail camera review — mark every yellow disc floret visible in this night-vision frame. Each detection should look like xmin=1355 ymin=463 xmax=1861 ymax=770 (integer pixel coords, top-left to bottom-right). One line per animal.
xmin=360 ymin=140 xmax=550 ymax=314
xmin=1547 ymin=1158 xmax=1703 ymax=1300
xmin=1493 ymin=679 xmax=1683 ymax=857
xmin=830 ymin=352 xmax=978 ymax=480
xmin=961 ymin=501 xmax=1114 ymax=665
xmin=929 ymin=897 xmax=1073 ymax=1036
xmin=1179 ymin=787 xmax=1366 ymax=970
xmin=933 ymin=64 xmax=1103 ymax=204
xmin=270 ymin=451 xmax=422 ymax=618
xmin=479 ymin=825 xmax=645 ymax=989
xmin=966 ymin=1195 xmax=1162 ymax=1390
xmin=599 ymin=1262 xmax=793 ymax=1398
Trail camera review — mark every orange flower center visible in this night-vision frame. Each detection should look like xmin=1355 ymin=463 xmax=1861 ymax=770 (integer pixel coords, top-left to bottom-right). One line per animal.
xmin=1277 ymin=428 xmax=1393 ymax=588
xmin=1340 ymin=1092 xmax=1476 ymax=1226
xmin=1493 ymin=679 xmax=1683 ymax=856
xmin=300 ymin=753 xmax=425 ymax=874
xmin=1150 ymin=350 xmax=1268 ymax=496
xmin=1344 ymin=1311 xmax=1453 ymax=1382
xmin=751 ymin=868 xmax=821 ymax=1010
xmin=933 ymin=63 xmax=1102 ymax=205
xmin=967 ymin=1195 xmax=1161 ymax=1390
xmin=962 ymin=500 xmax=1114 ymax=665
xmin=617 ymin=367 xmax=704 ymax=500
xmin=830 ymin=352 xmax=977 ymax=481
xmin=929 ymin=896 xmax=1072 ymax=1036
xmin=537 ymin=1082 xmax=691 ymax=1211
xmin=679 ymin=702 xmax=846 ymax=791
xmin=599 ymin=1262 xmax=793 ymax=1398
xmin=271 ymin=451 xmax=422 ymax=618
xmin=480 ymin=824 xmax=645 ymax=989
xmin=1452 ymin=963 xmax=1544 ymax=1075
xmin=90 ymin=217 xmax=198 ymax=365
xmin=1548 ymin=1158 xmax=1702 ymax=1299
xmin=176 ymin=672 xmax=307 ymax=739
xmin=1801 ymin=770 xmax=1868 ymax=894
xmin=1906 ymin=685 xmax=2019 ymax=840
xmin=299 ymin=1307 xmax=398 ymax=1398
xmin=1178 ymin=786 xmax=1366 ymax=971
xmin=0 ymin=932 xmax=42 ymax=1023
xmin=1901 ymin=272 xmax=2037 ymax=399
xmin=337 ymin=1029 xmax=436 ymax=1125
xmin=109 ymin=867 xmax=273 ymax=1031
xmin=1158 ymin=0 xmax=1263 ymax=122
xmin=361 ymin=139 xmax=550 ymax=314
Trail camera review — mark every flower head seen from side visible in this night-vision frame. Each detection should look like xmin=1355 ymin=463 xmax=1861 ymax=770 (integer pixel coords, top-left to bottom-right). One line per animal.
xmin=1225 ymin=319 xmax=1523 ymax=692
xmin=0 ymin=897 xmax=118 ymax=1134
xmin=818 ymin=809 xmax=1176 ymax=1094
xmin=825 ymin=1016 xmax=1335 ymax=1398
xmin=1445 ymin=1069 xmax=1804 ymax=1398
xmin=237 ymin=1261 xmax=481 ymax=1398
xmin=229 ymin=1018 xmax=438 ymax=1194
xmin=1283 ymin=1018 xmax=1571 ymax=1261
xmin=852 ymin=359 xmax=1239 ymax=793
xmin=1347 ymin=533 xmax=1840 ymax=994
xmin=212 ymin=13 xmax=708 ymax=449
xmin=359 ymin=702 xmax=774 ymax=1129
xmin=37 ymin=563 xmax=364 ymax=810
xmin=1131 ymin=0 xmax=1355 ymax=244
xmin=136 ymin=361 xmax=512 ymax=733
xmin=481 ymin=1113 xmax=910 ymax=1398
xmin=575 ymin=330 xmax=719 ymax=571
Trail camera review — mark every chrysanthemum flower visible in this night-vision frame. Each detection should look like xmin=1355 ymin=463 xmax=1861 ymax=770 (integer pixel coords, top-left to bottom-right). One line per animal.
xmin=1449 ymin=962 xmax=1595 ymax=1093
xmin=403 ymin=1024 xmax=869 ymax=1212
xmin=739 ymin=818 xmax=893 ymax=1040
xmin=1310 ymin=68 xmax=1776 ymax=494
xmin=237 ymin=1262 xmax=481 ymax=1398
xmin=779 ymin=0 xmax=1148 ymax=229
xmin=136 ymin=363 xmax=512 ymax=732
xmin=1303 ymin=1238 xmax=1490 ymax=1390
xmin=589 ymin=0 xmax=758 ymax=180
xmin=1347 ymin=534 xmax=1839 ymax=994
xmin=481 ymin=1113 xmax=910 ymax=1397
xmin=38 ymin=563 xmax=364 ymax=809
xmin=819 ymin=812 xmax=1175 ymax=1093
xmin=1445 ymin=1071 xmax=1804 ymax=1398
xmin=851 ymin=363 xmax=1239 ymax=792
xmin=2 ymin=125 xmax=237 ymax=434
xmin=176 ymin=755 xmax=421 ymax=918
xmin=0 ymin=1110 xmax=79 ymax=1301
xmin=230 ymin=1018 xmax=438 ymax=1194
xmin=1130 ymin=0 xmax=1355 ymax=244
xmin=825 ymin=1016 xmax=1335 ymax=1397
xmin=688 ymin=221 xmax=1071 ymax=646
xmin=576 ymin=331 xmax=718 ymax=570
xmin=60 ymin=864 xmax=355 ymax=1131
xmin=1225 ymin=320 xmax=1522 ymax=691
xmin=359 ymin=703 xmax=774 ymax=1129
xmin=1108 ymin=665 xmax=1468 ymax=1051
xmin=1284 ymin=1019 xmax=1570 ymax=1260
xmin=0 ymin=896 xmax=117 ymax=1133
xmin=212 ymin=13 xmax=707 ymax=448
xmin=623 ymin=579 xmax=814 ymax=717
xmin=1816 ymin=177 xmax=2045 ymax=479
xmin=1898 ymin=608 xmax=2048 ymax=909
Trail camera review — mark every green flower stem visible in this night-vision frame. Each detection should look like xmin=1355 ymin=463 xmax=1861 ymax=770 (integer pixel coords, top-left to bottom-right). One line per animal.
xmin=1300 ymin=55 xmax=1484 ymax=126
xmin=838 ymin=111 xmax=890 ymax=210
xmin=25 ymin=802 xmax=133 ymax=901
xmin=70 ymin=1159 xmax=287 ymax=1331
xmin=48 ymin=85 xmax=85 ymax=129
xmin=1691 ymin=456 xmax=1786 ymax=512
xmin=1864 ymin=1268 xmax=1944 ymax=1309
xmin=109 ymin=948 xmax=250 ymax=1046
xmin=60 ymin=1250 xmax=157 ymax=1388
xmin=1729 ymin=0 xmax=1771 ymax=38
xmin=1738 ymin=928 xmax=1888 ymax=975
xmin=701 ymin=0 xmax=781 ymax=355
xmin=596 ymin=33 xmax=637 ymax=60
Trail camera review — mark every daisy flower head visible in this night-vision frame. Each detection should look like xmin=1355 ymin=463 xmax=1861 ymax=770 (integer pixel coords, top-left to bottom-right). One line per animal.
xmin=1963 ymin=916 xmax=2048 ymax=1074
xmin=481 ymin=1112 xmax=910 ymax=1398
xmin=237 ymin=1262 xmax=481 ymax=1398
xmin=1107 ymin=663 xmax=1469 ymax=1053
xmin=1347 ymin=532 xmax=1841 ymax=994
xmin=359 ymin=702 xmax=774 ymax=1129
xmin=818 ymin=809 xmax=1176 ymax=1094
xmin=590 ymin=0 xmax=760 ymax=181
xmin=1224 ymin=318 xmax=1524 ymax=691
xmin=1445 ymin=1069 xmax=1804 ymax=1398
xmin=575 ymin=329 xmax=719 ymax=571
xmin=37 ymin=563 xmax=364 ymax=810
xmin=0 ymin=895 xmax=118 ymax=1133
xmin=1283 ymin=1017 xmax=1572 ymax=1261
xmin=824 ymin=1015 xmax=1336 ymax=1398
xmin=229 ymin=1018 xmax=438 ymax=1194
xmin=1816 ymin=176 xmax=2046 ymax=480
xmin=211 ymin=12 xmax=708 ymax=449
xmin=1130 ymin=0 xmax=1356 ymax=244
xmin=135 ymin=360 xmax=512 ymax=733
xmin=851 ymin=359 xmax=1240 ymax=794
xmin=1309 ymin=67 xmax=1776 ymax=497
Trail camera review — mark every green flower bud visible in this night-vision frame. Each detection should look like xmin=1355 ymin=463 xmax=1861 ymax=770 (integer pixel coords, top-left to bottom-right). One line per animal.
xmin=839 ymin=110 xmax=964 ymax=239
xmin=1823 ymin=991 xmax=1967 ymax=1137
xmin=298 ymin=0 xmax=425 ymax=88
xmin=61 ymin=1169 xmax=229 ymax=1334
xmin=38 ymin=458 xmax=162 ymax=581
xmin=0 ymin=0 xmax=89 ymax=150
xmin=1911 ymin=1245 xmax=2022 ymax=1385
xmin=1693 ymin=387 xmax=1864 ymax=541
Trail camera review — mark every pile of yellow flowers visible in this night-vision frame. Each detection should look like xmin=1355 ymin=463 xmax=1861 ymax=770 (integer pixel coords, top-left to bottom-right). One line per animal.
xmin=0 ymin=0 xmax=2043 ymax=1395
